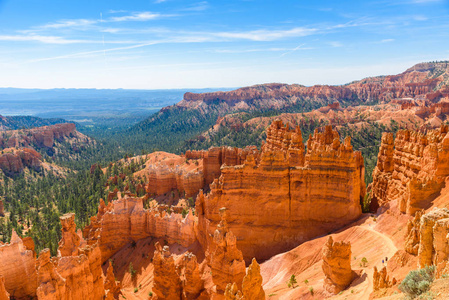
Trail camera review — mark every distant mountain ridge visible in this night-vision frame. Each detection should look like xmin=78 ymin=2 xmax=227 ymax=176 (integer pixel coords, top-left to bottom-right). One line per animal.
xmin=127 ymin=61 xmax=449 ymax=154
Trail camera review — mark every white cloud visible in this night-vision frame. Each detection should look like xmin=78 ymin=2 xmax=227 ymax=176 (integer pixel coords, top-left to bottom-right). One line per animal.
xmin=38 ymin=19 xmax=97 ymax=29
xmin=154 ymin=0 xmax=168 ymax=3
xmin=380 ymin=38 xmax=395 ymax=43
xmin=110 ymin=12 xmax=170 ymax=22
xmin=212 ymin=27 xmax=317 ymax=41
xmin=0 ymin=35 xmax=91 ymax=44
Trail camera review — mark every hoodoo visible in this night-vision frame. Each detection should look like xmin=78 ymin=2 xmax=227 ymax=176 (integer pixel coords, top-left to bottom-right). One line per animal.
xmin=372 ymin=125 xmax=449 ymax=214
xmin=197 ymin=120 xmax=365 ymax=261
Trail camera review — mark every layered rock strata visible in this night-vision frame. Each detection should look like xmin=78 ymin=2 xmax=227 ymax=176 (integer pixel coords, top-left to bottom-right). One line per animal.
xmin=209 ymin=208 xmax=246 ymax=294
xmin=0 ymin=148 xmax=42 ymax=174
xmin=197 ymin=121 xmax=365 ymax=261
xmin=372 ymin=125 xmax=449 ymax=214
xmin=153 ymin=242 xmax=182 ymax=300
xmin=322 ymin=236 xmax=353 ymax=294
xmin=405 ymin=208 xmax=449 ymax=276
xmin=0 ymin=230 xmax=38 ymax=299
xmin=83 ymin=196 xmax=197 ymax=263
xmin=152 ymin=242 xmax=206 ymax=300
xmin=0 ymin=123 xmax=77 ymax=149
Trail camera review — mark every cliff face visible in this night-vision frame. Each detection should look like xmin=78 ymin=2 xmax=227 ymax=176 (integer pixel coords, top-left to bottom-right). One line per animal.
xmin=0 ymin=148 xmax=42 ymax=174
xmin=197 ymin=120 xmax=364 ymax=262
xmin=0 ymin=123 xmax=77 ymax=149
xmin=180 ymin=62 xmax=449 ymax=111
xmin=405 ymin=208 xmax=449 ymax=277
xmin=371 ymin=125 xmax=449 ymax=214
xmin=83 ymin=196 xmax=197 ymax=263
xmin=0 ymin=230 xmax=37 ymax=299
xmin=322 ymin=236 xmax=353 ymax=294
xmin=39 ymin=213 xmax=105 ymax=300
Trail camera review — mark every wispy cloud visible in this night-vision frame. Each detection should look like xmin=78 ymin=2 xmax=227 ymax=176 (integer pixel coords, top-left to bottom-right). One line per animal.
xmin=38 ymin=19 xmax=97 ymax=29
xmin=212 ymin=27 xmax=317 ymax=41
xmin=280 ymin=44 xmax=307 ymax=57
xmin=182 ymin=1 xmax=209 ymax=11
xmin=380 ymin=38 xmax=395 ymax=43
xmin=0 ymin=35 xmax=91 ymax=44
xmin=154 ymin=0 xmax=168 ymax=3
xmin=110 ymin=12 xmax=172 ymax=22
xmin=26 ymin=41 xmax=164 ymax=63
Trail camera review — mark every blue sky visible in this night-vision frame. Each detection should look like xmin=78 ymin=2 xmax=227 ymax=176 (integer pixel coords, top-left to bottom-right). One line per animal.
xmin=0 ymin=0 xmax=448 ymax=89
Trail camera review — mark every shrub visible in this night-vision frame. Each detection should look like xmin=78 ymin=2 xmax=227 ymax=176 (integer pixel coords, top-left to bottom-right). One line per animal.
xmin=129 ymin=262 xmax=137 ymax=278
xmin=361 ymin=257 xmax=368 ymax=267
xmin=309 ymin=287 xmax=314 ymax=295
xmin=398 ymin=266 xmax=435 ymax=298
xmin=134 ymin=287 xmax=138 ymax=293
xmin=287 ymin=274 xmax=297 ymax=288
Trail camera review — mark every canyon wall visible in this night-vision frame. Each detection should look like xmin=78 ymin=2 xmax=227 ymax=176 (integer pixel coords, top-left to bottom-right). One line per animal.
xmin=181 ymin=62 xmax=449 ymax=110
xmin=371 ymin=125 xmax=449 ymax=214
xmin=83 ymin=196 xmax=197 ymax=263
xmin=0 ymin=148 xmax=42 ymax=174
xmin=405 ymin=207 xmax=449 ymax=277
xmin=0 ymin=230 xmax=38 ymax=299
xmin=0 ymin=123 xmax=77 ymax=149
xmin=196 ymin=120 xmax=365 ymax=262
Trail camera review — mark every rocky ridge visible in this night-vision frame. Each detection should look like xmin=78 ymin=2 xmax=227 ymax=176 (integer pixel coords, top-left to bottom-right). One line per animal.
xmin=196 ymin=120 xmax=365 ymax=262
xmin=371 ymin=125 xmax=449 ymax=214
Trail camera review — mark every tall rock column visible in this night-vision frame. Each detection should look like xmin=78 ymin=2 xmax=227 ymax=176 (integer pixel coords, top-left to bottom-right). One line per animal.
xmin=210 ymin=208 xmax=246 ymax=294
xmin=36 ymin=249 xmax=67 ymax=300
xmin=224 ymin=258 xmax=265 ymax=300
xmin=322 ymin=236 xmax=353 ymax=294
xmin=153 ymin=242 xmax=182 ymax=300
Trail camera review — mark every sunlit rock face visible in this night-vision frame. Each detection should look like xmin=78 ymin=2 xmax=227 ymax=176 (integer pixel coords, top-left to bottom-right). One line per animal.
xmin=197 ymin=120 xmax=364 ymax=262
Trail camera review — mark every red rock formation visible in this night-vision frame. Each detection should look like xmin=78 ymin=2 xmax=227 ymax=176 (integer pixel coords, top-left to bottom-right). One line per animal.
xmin=209 ymin=208 xmax=246 ymax=294
xmin=152 ymin=242 xmax=182 ymax=300
xmin=373 ymin=266 xmax=397 ymax=290
xmin=0 ymin=276 xmax=9 ymax=300
xmin=0 ymin=123 xmax=78 ymax=150
xmin=0 ymin=199 xmax=4 ymax=217
xmin=405 ymin=210 xmax=423 ymax=255
xmin=36 ymin=249 xmax=67 ymax=300
xmin=180 ymin=62 xmax=448 ymax=111
xmin=0 ymin=148 xmax=42 ymax=174
xmin=0 ymin=230 xmax=38 ymax=299
xmin=322 ymin=236 xmax=353 ymax=294
xmin=104 ymin=261 xmax=121 ymax=300
xmin=371 ymin=125 xmax=449 ymax=214
xmin=197 ymin=121 xmax=364 ymax=262
xmin=58 ymin=213 xmax=81 ymax=257
xmin=224 ymin=283 xmax=243 ymax=300
xmin=180 ymin=252 xmax=206 ymax=300
xmin=83 ymin=195 xmax=197 ymax=263
xmin=404 ymin=208 xmax=449 ymax=276
xmin=241 ymin=258 xmax=265 ymax=300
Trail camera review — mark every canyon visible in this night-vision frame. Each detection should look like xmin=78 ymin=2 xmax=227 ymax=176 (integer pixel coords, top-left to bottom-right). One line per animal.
xmin=2 ymin=61 xmax=449 ymax=299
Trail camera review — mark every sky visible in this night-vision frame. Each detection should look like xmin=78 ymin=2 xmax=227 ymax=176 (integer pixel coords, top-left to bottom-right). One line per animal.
xmin=0 ymin=0 xmax=448 ymax=89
